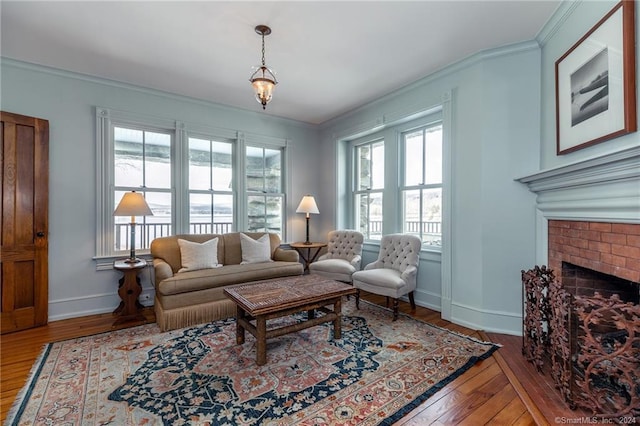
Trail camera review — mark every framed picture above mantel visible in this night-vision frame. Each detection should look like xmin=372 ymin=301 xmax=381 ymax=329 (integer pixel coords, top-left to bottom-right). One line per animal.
xmin=555 ymin=0 xmax=636 ymax=155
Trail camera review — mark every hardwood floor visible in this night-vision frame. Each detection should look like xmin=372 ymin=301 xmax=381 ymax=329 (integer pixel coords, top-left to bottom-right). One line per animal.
xmin=1 ymin=294 xmax=556 ymax=425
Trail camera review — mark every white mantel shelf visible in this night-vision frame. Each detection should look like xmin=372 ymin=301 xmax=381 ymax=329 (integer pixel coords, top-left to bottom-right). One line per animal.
xmin=515 ymin=146 xmax=640 ymax=223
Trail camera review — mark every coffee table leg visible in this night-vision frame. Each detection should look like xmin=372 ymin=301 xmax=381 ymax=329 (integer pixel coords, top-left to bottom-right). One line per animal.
xmin=236 ymin=305 xmax=245 ymax=345
xmin=333 ymin=297 xmax=342 ymax=339
xmin=307 ymin=309 xmax=315 ymax=319
xmin=256 ymin=316 xmax=267 ymax=366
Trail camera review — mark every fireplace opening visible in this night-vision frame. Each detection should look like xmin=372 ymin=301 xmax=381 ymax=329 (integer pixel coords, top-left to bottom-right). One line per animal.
xmin=561 ymin=262 xmax=639 ymax=304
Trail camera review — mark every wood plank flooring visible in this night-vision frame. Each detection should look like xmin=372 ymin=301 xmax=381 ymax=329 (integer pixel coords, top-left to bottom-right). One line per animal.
xmin=1 ymin=293 xmax=550 ymax=425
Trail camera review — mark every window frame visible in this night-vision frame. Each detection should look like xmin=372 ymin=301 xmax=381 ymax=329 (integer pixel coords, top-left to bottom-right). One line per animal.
xmin=96 ymin=108 xmax=291 ymax=267
xmin=399 ymin=121 xmax=443 ymax=248
xmin=243 ymin=142 xmax=287 ymax=238
xmin=351 ymin=138 xmax=385 ymax=241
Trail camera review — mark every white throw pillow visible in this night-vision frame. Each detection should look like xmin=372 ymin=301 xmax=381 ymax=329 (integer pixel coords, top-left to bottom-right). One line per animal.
xmin=240 ymin=233 xmax=273 ymax=264
xmin=178 ymin=238 xmax=222 ymax=273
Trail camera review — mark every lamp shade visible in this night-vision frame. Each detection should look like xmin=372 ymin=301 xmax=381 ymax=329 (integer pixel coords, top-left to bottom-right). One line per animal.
xmin=113 ymin=191 xmax=153 ymax=217
xmin=296 ymin=195 xmax=319 ymax=215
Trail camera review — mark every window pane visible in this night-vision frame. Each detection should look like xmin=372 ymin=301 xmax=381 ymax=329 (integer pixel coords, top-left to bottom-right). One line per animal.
xmin=114 ymin=127 xmax=143 ymax=187
xmin=264 ymin=196 xmax=282 ymax=235
xmin=144 ymin=132 xmax=171 ymax=189
xmin=189 ymin=137 xmax=211 ymax=190
xmin=247 ymin=195 xmax=266 ymax=232
xmin=369 ymin=192 xmax=383 ymax=240
xmin=355 ymin=192 xmax=383 ymax=240
xmin=422 ymin=188 xmax=442 ymax=246
xmin=425 ymin=126 xmax=442 ymax=185
xmin=404 ymin=131 xmax=424 ymax=186
xmin=213 ymin=194 xmax=234 ymax=234
xmin=248 ymin=195 xmax=283 ymax=236
xmin=212 ymin=142 xmax=233 ymax=191
xmin=403 ymin=189 xmax=421 ymax=235
xmin=357 ymin=145 xmax=371 ymax=190
xmin=402 ymin=188 xmax=442 ymax=246
xmin=264 ymin=148 xmax=281 ymax=193
xmin=371 ymin=142 xmax=385 ymax=189
xmin=145 ymin=191 xmax=172 ymax=243
xmin=189 ymin=193 xmax=211 ymax=233
xmin=246 ymin=147 xmax=265 ymax=192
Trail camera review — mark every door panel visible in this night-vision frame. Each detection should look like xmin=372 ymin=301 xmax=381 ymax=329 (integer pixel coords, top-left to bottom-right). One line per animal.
xmin=1 ymin=111 xmax=49 ymax=334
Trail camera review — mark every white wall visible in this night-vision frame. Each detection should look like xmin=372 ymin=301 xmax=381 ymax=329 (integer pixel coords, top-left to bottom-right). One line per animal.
xmin=319 ymin=42 xmax=541 ymax=335
xmin=539 ymin=0 xmax=640 ymax=170
xmin=1 ymin=60 xmax=319 ymax=320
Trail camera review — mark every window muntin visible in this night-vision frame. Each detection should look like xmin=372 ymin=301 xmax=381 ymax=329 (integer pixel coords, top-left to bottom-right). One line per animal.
xmin=245 ymin=146 xmax=284 ymax=237
xmin=402 ymin=124 xmax=443 ymax=247
xmin=188 ymin=137 xmax=234 ymax=234
xmin=113 ymin=126 xmax=173 ymax=253
xmin=353 ymin=140 xmax=384 ymax=240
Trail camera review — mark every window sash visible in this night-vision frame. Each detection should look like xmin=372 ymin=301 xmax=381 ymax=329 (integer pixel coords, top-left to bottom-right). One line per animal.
xmin=401 ymin=122 xmax=443 ymax=247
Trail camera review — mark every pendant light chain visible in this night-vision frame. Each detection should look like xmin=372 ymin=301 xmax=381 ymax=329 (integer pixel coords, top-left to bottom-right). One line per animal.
xmin=261 ymin=33 xmax=266 ymax=67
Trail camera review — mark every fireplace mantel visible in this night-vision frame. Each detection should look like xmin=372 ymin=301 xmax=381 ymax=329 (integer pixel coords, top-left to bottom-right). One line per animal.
xmin=516 ymin=146 xmax=640 ymax=223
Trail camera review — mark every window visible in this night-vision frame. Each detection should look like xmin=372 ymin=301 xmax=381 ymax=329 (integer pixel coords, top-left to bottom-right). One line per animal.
xmin=113 ymin=126 xmax=172 ymax=254
xmin=188 ymin=137 xmax=234 ymax=234
xmin=97 ymin=108 xmax=289 ymax=260
xmin=353 ymin=140 xmax=384 ymax=240
xmin=401 ymin=124 xmax=442 ymax=246
xmin=245 ymin=145 xmax=284 ymax=237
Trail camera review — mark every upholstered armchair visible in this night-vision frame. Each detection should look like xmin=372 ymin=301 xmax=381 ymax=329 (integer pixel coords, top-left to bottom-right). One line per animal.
xmin=353 ymin=233 xmax=421 ymax=320
xmin=308 ymin=230 xmax=364 ymax=283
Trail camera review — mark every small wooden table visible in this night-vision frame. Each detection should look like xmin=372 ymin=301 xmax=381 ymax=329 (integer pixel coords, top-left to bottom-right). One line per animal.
xmin=224 ymin=275 xmax=356 ymax=366
xmin=290 ymin=242 xmax=327 ymax=273
xmin=112 ymin=259 xmax=147 ymax=326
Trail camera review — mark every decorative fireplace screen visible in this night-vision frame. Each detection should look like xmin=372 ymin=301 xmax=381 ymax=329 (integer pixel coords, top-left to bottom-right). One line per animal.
xmin=522 ymin=265 xmax=639 ymax=419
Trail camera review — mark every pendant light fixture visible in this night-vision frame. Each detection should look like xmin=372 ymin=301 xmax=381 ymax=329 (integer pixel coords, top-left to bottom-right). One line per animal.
xmin=249 ymin=25 xmax=278 ymax=110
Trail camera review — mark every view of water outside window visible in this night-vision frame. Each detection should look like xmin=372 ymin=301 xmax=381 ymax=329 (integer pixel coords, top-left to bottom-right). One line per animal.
xmin=246 ymin=146 xmax=283 ymax=237
xmin=113 ymin=126 xmax=172 ymax=252
xmin=355 ymin=140 xmax=384 ymax=240
xmin=188 ymin=137 xmax=234 ymax=234
xmin=402 ymin=124 xmax=442 ymax=246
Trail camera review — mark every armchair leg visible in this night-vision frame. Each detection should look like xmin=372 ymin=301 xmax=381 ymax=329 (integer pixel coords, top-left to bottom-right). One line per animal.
xmin=392 ymin=298 xmax=399 ymax=321
xmin=408 ymin=291 xmax=416 ymax=310
xmin=355 ymin=289 xmax=360 ymax=310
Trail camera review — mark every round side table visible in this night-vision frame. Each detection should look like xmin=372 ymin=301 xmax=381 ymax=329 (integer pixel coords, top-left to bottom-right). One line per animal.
xmin=290 ymin=242 xmax=327 ymax=273
xmin=112 ymin=258 xmax=147 ymax=326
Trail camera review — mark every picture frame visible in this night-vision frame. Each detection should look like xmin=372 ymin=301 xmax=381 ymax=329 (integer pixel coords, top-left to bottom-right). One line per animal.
xmin=555 ymin=0 xmax=636 ymax=155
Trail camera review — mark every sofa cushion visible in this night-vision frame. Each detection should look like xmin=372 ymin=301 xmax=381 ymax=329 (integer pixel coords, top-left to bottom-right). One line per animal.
xmin=151 ymin=234 xmax=223 ymax=273
xmin=178 ymin=237 xmax=222 ymax=272
xmin=156 ymin=262 xmax=303 ymax=296
xmin=240 ymin=233 xmax=273 ymax=264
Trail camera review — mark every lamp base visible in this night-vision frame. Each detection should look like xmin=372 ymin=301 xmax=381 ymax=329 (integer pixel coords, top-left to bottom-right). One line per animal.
xmin=124 ymin=257 xmax=142 ymax=264
xmin=303 ymin=241 xmax=312 ymax=245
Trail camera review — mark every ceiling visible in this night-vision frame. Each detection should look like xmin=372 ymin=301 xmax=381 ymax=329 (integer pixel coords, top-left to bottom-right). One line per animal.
xmin=1 ymin=1 xmax=560 ymax=125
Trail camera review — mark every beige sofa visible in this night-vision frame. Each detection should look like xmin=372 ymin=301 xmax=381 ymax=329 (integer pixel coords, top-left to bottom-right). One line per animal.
xmin=151 ymin=232 xmax=303 ymax=331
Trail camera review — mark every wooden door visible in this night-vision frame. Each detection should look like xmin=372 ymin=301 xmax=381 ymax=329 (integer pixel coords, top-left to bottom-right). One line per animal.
xmin=1 ymin=111 xmax=49 ymax=334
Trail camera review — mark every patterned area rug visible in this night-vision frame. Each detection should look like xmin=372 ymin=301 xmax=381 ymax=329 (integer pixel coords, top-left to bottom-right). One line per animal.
xmin=7 ymin=301 xmax=499 ymax=425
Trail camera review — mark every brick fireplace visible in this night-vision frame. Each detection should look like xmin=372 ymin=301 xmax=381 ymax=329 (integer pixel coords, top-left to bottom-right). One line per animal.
xmin=548 ymin=220 xmax=640 ymax=284
xmin=541 ymin=220 xmax=639 ymax=418
xmin=517 ymin=146 xmax=640 ymax=419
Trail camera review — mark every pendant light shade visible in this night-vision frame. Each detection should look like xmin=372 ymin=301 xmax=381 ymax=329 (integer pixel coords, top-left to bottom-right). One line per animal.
xmin=249 ymin=25 xmax=278 ymax=110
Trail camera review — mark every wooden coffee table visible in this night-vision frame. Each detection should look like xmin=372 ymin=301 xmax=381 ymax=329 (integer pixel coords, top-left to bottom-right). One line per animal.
xmin=224 ymin=275 xmax=356 ymax=365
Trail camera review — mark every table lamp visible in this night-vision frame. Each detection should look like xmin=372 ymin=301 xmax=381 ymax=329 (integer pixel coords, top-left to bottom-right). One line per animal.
xmin=113 ymin=191 xmax=153 ymax=263
xmin=296 ymin=195 xmax=319 ymax=245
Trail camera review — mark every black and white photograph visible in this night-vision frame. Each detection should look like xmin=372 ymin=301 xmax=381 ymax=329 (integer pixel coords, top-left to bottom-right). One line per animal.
xmin=555 ymin=0 xmax=636 ymax=154
xmin=570 ymin=48 xmax=609 ymax=127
